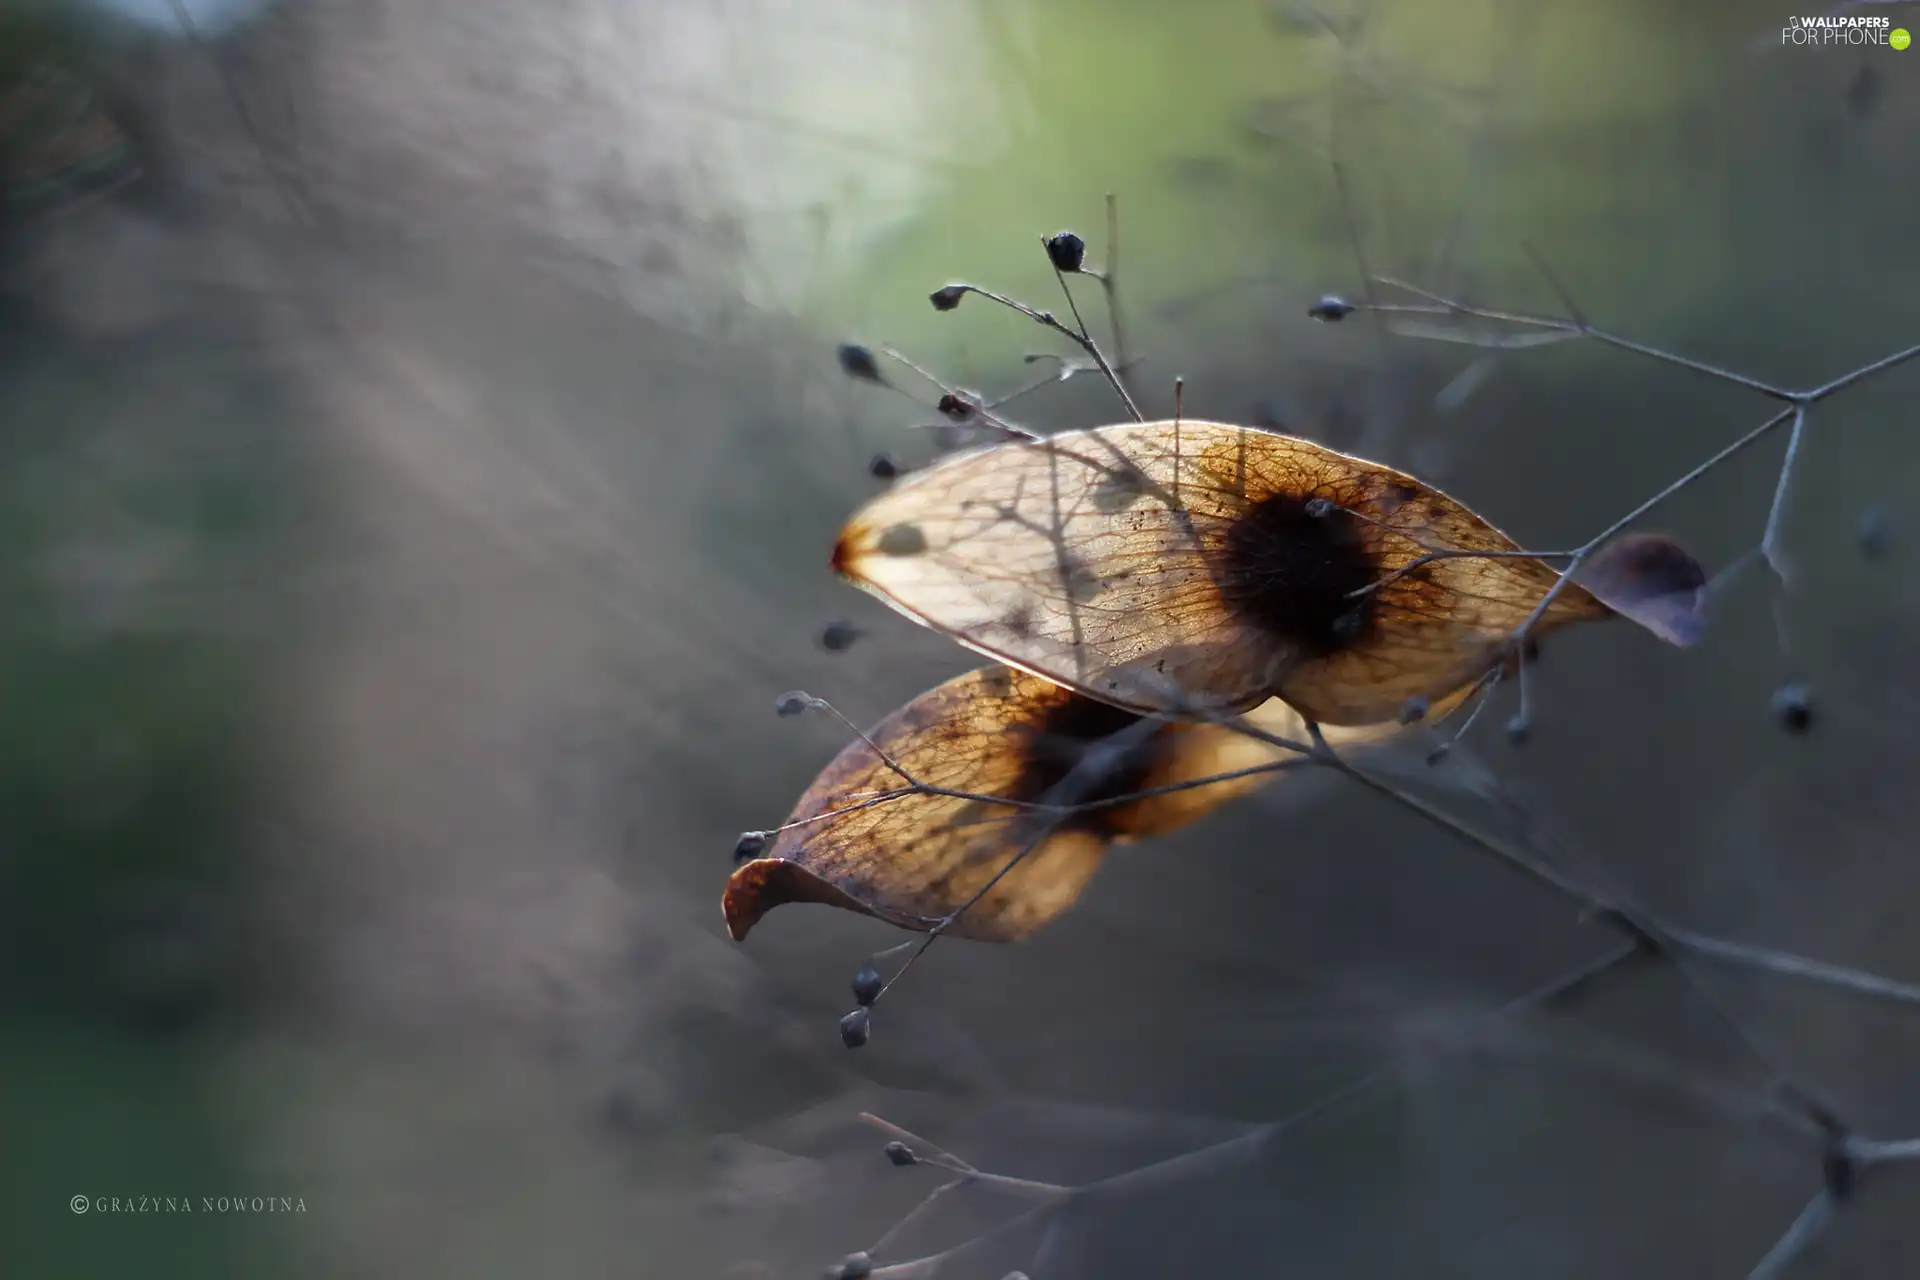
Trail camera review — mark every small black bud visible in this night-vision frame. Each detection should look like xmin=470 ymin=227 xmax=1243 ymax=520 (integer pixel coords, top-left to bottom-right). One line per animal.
xmin=936 ymin=391 xmax=977 ymax=420
xmin=1857 ymin=506 xmax=1891 ymax=562
xmin=852 ymin=964 xmax=884 ymax=1006
xmin=733 ymin=831 xmax=768 ymax=862
xmin=1425 ymin=743 xmax=1452 ymax=767
xmin=929 ymin=284 xmax=967 ymax=312
xmin=839 ymin=1008 xmax=871 ymax=1049
xmin=1304 ymin=497 xmax=1336 ymax=518
xmin=883 ymin=1140 xmax=916 ymax=1167
xmin=1522 ymin=635 xmax=1542 ymax=664
xmin=835 ymin=1253 xmax=874 ymax=1280
xmin=1330 ymin=609 xmax=1365 ymax=643
xmin=836 ymin=343 xmax=884 ymax=384
xmin=1504 ymin=713 xmax=1531 ymax=746
xmin=869 ymin=453 xmax=900 ymax=480
xmin=1308 ymin=294 xmax=1355 ymax=322
xmin=820 ymin=621 xmax=860 ymax=652
xmin=775 ymin=691 xmax=811 ymax=718
xmin=1044 ymin=231 xmax=1087 ymax=273
xmin=1398 ymin=695 xmax=1429 ymax=725
xmin=1772 ymin=682 xmax=1814 ymax=734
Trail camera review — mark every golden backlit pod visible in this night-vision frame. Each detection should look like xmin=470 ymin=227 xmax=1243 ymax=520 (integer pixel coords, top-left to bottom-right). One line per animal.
xmin=722 ymin=665 xmax=1409 ymax=944
xmin=833 ymin=421 xmax=1703 ymax=725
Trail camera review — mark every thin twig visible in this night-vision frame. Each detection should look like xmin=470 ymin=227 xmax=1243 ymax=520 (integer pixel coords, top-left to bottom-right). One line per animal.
xmin=165 ymin=0 xmax=316 ymax=227
xmin=1747 ymin=1190 xmax=1836 ymax=1280
xmin=1093 ymin=193 xmax=1133 ymax=387
xmin=935 ymin=283 xmax=1144 ymax=422
xmin=786 ymin=214 xmax=1920 ymax=1278
xmin=844 ymin=940 xmax=1641 ymax=1276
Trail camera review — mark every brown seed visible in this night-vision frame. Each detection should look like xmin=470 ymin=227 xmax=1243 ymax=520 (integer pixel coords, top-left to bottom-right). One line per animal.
xmin=721 ymin=664 xmax=1409 ymax=943
xmin=831 ymin=420 xmax=1680 ymax=726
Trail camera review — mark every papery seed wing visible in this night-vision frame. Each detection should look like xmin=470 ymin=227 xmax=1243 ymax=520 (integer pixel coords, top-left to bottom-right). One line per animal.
xmin=834 ymin=420 xmax=1619 ymax=726
xmin=722 ymin=666 xmax=1410 ymax=944
xmin=1574 ymin=532 xmax=1708 ymax=649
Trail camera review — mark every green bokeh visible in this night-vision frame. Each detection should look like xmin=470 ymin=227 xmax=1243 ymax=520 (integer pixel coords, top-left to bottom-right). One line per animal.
xmin=0 ymin=324 xmax=302 ymax=1278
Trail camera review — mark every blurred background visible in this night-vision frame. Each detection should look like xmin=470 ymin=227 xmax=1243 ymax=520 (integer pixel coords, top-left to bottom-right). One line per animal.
xmin=3 ymin=0 xmax=1919 ymax=1275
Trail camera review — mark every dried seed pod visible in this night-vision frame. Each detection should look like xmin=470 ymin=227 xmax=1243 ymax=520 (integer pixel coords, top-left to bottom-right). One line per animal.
xmin=832 ymin=420 xmax=1703 ymax=726
xmin=723 ymin=665 xmax=1406 ymax=942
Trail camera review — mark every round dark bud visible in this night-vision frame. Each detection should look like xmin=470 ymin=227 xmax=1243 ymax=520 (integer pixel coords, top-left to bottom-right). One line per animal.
xmin=1398 ymin=695 xmax=1429 ymax=725
xmin=775 ymin=691 xmax=811 ymax=718
xmin=1044 ymin=231 xmax=1087 ymax=273
xmin=819 ymin=621 xmax=860 ymax=652
xmin=1504 ymin=713 xmax=1531 ymax=746
xmin=852 ymin=964 xmax=884 ymax=1006
xmin=836 ymin=342 xmax=884 ymax=384
xmin=1330 ymin=609 xmax=1365 ymax=643
xmin=929 ymin=284 xmax=968 ymax=312
xmin=733 ymin=831 xmax=768 ymax=862
xmin=1303 ymin=497 xmax=1336 ymax=518
xmin=839 ymin=1008 xmax=871 ymax=1049
xmin=1857 ymin=506 xmax=1891 ymax=562
xmin=869 ymin=453 xmax=900 ymax=480
xmin=883 ymin=1140 xmax=917 ymax=1167
xmin=1425 ymin=742 xmax=1452 ymax=767
xmin=936 ymin=391 xmax=977 ymax=420
xmin=1308 ymin=294 xmax=1355 ymax=322
xmin=835 ymin=1253 xmax=874 ymax=1280
xmin=1771 ymin=682 xmax=1813 ymax=734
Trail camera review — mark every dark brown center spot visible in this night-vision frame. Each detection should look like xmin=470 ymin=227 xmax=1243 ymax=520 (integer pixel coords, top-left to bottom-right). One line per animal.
xmin=1215 ymin=491 xmax=1379 ymax=656
xmin=1008 ymin=695 xmax=1167 ymax=839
